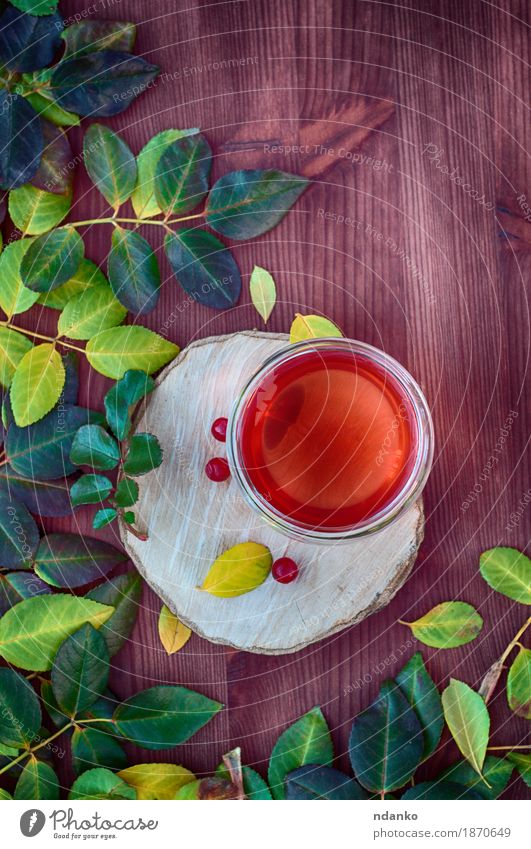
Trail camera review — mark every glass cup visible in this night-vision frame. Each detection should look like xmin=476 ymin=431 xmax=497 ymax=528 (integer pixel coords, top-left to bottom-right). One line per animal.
xmin=226 ymin=338 xmax=434 ymax=542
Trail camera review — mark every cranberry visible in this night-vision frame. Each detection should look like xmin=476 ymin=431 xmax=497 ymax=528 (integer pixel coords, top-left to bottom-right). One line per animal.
xmin=211 ymin=417 xmax=228 ymax=442
xmin=272 ymin=557 xmax=299 ymax=584
xmin=205 ymin=457 xmax=230 ymax=482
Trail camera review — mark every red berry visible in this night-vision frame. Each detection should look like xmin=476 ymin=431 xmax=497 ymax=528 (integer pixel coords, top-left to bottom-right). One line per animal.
xmin=272 ymin=557 xmax=299 ymax=584
xmin=205 ymin=457 xmax=230 ymax=482
xmin=211 ymin=417 xmax=228 ymax=442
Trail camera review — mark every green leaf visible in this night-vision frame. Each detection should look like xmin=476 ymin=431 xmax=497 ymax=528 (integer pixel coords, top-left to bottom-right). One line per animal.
xmin=84 ymin=124 xmax=137 ymax=208
xmin=113 ymin=685 xmax=222 ymax=750
xmin=249 ymin=265 xmax=276 ymax=323
xmin=86 ymin=326 xmax=179 ymax=379
xmin=72 ymin=727 xmax=127 ymax=776
xmin=164 ymin=228 xmax=242 ymax=310
xmin=9 ymin=1 xmax=59 ymax=15
xmin=20 ymin=226 xmax=84 ymax=293
xmin=113 ymin=478 xmax=139 ymax=508
xmin=93 ymin=508 xmax=118 ymax=529
xmin=0 ymin=327 xmax=33 ymax=389
xmin=158 ymin=605 xmax=191 ymax=655
xmin=440 ymin=756 xmax=514 ymax=800
xmin=0 ymin=668 xmax=41 ymax=747
xmin=507 ymin=647 xmax=531 ymax=719
xmin=201 ymin=541 xmax=272 ymax=598
xmin=70 ymin=424 xmax=120 ymax=470
xmin=395 ymin=652 xmax=444 ymax=760
xmin=0 ymin=238 xmax=40 ymax=318
xmin=38 ymin=258 xmax=108 ymax=310
xmin=57 ymin=284 xmax=127 ymax=339
xmin=441 ymin=679 xmax=490 ymax=777
xmin=104 ymin=369 xmax=155 ymax=440
xmin=174 ymin=779 xmax=201 ymax=799
xmin=507 ymin=753 xmax=531 ymax=787
xmin=6 ymin=404 xmax=102 ymax=480
xmin=285 ymin=765 xmax=368 ymax=800
xmin=0 ymin=92 xmax=43 ymax=188
xmin=118 ymin=763 xmax=196 ymax=800
xmin=8 ymin=184 xmax=71 ymax=235
xmin=206 ymin=169 xmax=308 ymax=239
xmin=10 ymin=343 xmax=65 ymax=427
xmin=123 ymin=432 xmax=162 ymax=475
xmin=86 ymin=572 xmax=142 ymax=657
xmin=50 ymin=51 xmax=159 ymax=118
xmin=0 ymin=788 xmax=12 ymax=800
xmin=268 ymin=707 xmax=333 ymax=800
xmin=400 ymin=602 xmax=483 ymax=649
xmin=71 ymin=470 xmax=113 ymax=506
xmin=0 ymin=490 xmax=40 ymax=567
xmin=154 ymin=133 xmax=211 ymax=215
xmin=24 ymin=91 xmax=80 ymax=127
xmin=108 ymin=227 xmax=161 ymax=314
xmin=61 ymin=21 xmax=136 ymax=59
xmin=69 ymin=767 xmax=136 ymax=800
xmin=14 ymin=759 xmax=59 ymax=800
xmin=0 ymin=594 xmax=114 ymax=671
xmin=289 ymin=312 xmax=343 ymax=342
xmin=51 ymin=624 xmax=110 ymax=716
xmin=132 ymin=128 xmax=200 ymax=219
xmin=34 ymin=533 xmax=126 ymax=588
xmin=479 ymin=547 xmax=531 ymax=604
xmin=349 ymin=680 xmax=423 ymax=792
xmin=402 ymin=781 xmax=482 ymax=800
xmin=215 ymin=762 xmax=272 ymax=800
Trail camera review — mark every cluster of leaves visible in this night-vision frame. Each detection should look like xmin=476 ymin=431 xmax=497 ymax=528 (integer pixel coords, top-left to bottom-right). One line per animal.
xmin=0 ymin=354 xmax=160 ymax=565
xmin=0 ymin=121 xmax=307 ymax=432
xmin=0 ymin=547 xmax=528 ymax=800
xmin=0 ymin=1 xmax=157 ymax=192
xmin=0 ymin=587 xmax=221 ymax=800
xmin=69 ymin=369 xmax=161 ymax=533
xmin=399 ymin=548 xmax=531 ymax=722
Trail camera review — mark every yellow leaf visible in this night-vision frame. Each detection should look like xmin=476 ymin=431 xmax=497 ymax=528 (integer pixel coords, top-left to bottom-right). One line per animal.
xmin=289 ymin=312 xmax=343 ymax=343
xmin=0 ymin=239 xmax=39 ymax=318
xmin=158 ymin=605 xmax=192 ymax=654
xmin=86 ymin=326 xmax=179 ymax=379
xmin=118 ymin=763 xmax=196 ymax=800
xmin=201 ymin=542 xmax=272 ymax=598
xmin=10 ymin=343 xmax=65 ymax=427
xmin=0 ymin=327 xmax=33 ymax=388
xmin=249 ymin=265 xmax=276 ymax=323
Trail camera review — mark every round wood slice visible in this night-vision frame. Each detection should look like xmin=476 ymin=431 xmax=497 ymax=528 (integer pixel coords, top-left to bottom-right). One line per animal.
xmin=121 ymin=331 xmax=424 ymax=654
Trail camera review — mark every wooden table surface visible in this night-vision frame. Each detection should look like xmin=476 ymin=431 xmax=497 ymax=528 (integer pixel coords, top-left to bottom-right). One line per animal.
xmin=43 ymin=0 xmax=529 ymax=797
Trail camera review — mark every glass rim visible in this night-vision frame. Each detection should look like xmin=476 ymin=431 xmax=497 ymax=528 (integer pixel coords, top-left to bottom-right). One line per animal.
xmin=226 ymin=337 xmax=434 ymax=542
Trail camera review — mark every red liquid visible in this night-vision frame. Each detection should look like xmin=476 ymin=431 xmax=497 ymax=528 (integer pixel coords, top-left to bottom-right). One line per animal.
xmin=238 ymin=348 xmax=418 ymax=530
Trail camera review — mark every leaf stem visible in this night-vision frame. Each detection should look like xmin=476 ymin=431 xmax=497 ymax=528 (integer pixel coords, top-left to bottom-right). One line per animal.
xmin=0 ymin=321 xmax=86 ymax=354
xmin=68 ymin=212 xmax=205 ymax=229
xmin=480 ymin=616 xmax=531 ymax=704
xmin=487 ymin=744 xmax=531 ymax=751
xmin=0 ymin=723 xmax=73 ymax=777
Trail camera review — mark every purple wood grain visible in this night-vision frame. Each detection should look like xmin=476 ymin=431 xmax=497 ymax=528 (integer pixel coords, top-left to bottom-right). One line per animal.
xmin=14 ymin=0 xmax=530 ymax=798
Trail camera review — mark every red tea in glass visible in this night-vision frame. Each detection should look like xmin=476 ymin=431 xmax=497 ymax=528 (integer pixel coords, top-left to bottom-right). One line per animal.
xmin=228 ymin=339 xmax=433 ymax=541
